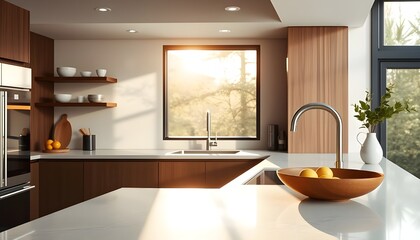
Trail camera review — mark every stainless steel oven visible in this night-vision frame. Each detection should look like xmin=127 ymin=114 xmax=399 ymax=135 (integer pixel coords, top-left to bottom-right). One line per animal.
xmin=0 ymin=63 xmax=33 ymax=231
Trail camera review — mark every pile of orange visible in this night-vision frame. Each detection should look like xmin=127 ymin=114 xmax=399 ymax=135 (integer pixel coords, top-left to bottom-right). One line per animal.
xmin=45 ymin=139 xmax=61 ymax=150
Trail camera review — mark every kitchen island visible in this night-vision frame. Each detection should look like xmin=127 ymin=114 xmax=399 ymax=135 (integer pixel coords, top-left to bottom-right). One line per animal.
xmin=4 ymin=151 xmax=420 ymax=239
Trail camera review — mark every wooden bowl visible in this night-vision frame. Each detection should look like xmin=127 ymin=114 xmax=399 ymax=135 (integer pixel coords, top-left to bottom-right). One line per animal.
xmin=277 ymin=167 xmax=384 ymax=201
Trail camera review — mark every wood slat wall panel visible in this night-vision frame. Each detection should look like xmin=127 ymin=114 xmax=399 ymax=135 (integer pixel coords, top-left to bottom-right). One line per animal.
xmin=30 ymin=32 xmax=54 ymax=151
xmin=287 ymin=27 xmax=348 ymax=153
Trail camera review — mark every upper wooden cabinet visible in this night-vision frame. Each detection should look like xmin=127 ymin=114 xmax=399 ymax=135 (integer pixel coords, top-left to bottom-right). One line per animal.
xmin=0 ymin=0 xmax=30 ymax=63
xmin=287 ymin=27 xmax=348 ymax=154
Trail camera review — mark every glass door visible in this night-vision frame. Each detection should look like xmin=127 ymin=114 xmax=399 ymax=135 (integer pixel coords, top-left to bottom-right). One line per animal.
xmin=380 ymin=62 xmax=420 ymax=178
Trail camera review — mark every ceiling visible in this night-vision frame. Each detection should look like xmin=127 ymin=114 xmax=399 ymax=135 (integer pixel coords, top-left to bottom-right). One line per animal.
xmin=8 ymin=0 xmax=375 ymax=40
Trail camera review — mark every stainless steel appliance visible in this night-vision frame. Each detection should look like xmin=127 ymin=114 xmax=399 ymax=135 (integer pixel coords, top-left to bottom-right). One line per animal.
xmin=0 ymin=63 xmax=33 ymax=231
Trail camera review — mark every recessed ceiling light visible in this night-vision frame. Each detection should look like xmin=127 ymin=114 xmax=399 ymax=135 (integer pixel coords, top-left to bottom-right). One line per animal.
xmin=95 ymin=7 xmax=112 ymax=12
xmin=219 ymin=29 xmax=231 ymax=33
xmin=127 ymin=29 xmax=138 ymax=33
xmin=225 ymin=6 xmax=240 ymax=12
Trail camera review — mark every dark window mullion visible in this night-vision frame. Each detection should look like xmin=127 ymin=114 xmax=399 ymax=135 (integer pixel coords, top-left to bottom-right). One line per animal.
xmin=372 ymin=0 xmax=420 ymax=152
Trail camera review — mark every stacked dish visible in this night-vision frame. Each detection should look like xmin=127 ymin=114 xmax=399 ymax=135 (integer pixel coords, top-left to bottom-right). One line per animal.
xmin=87 ymin=94 xmax=103 ymax=103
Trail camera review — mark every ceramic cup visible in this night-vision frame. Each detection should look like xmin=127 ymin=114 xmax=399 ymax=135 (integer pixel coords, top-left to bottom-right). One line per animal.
xmin=96 ymin=69 xmax=107 ymax=77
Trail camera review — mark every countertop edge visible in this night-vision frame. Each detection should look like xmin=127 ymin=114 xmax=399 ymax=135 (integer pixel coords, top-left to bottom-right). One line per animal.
xmin=30 ymin=149 xmax=272 ymax=161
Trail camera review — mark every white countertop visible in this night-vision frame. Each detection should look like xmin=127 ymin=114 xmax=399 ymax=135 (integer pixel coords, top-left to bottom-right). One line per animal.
xmin=30 ymin=149 xmax=269 ymax=160
xmin=6 ymin=151 xmax=420 ymax=239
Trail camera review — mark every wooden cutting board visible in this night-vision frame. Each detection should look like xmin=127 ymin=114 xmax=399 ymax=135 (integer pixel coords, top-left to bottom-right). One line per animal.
xmin=54 ymin=114 xmax=72 ymax=148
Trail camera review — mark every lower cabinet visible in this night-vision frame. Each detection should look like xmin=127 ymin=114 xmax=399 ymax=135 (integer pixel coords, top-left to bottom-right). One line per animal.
xmin=206 ymin=160 xmax=260 ymax=188
xmin=30 ymin=161 xmax=39 ymax=220
xmin=159 ymin=161 xmax=206 ymax=188
xmin=37 ymin=158 xmax=262 ymax=217
xmin=39 ymin=160 xmax=84 ymax=217
xmin=159 ymin=159 xmax=263 ymax=188
xmin=84 ymin=161 xmax=159 ymax=200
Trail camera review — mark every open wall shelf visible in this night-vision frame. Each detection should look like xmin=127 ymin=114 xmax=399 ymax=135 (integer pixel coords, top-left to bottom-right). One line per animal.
xmin=35 ymin=76 xmax=117 ymax=83
xmin=35 ymin=102 xmax=117 ymax=108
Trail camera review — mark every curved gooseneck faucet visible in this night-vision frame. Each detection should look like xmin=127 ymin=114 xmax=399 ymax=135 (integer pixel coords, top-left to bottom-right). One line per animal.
xmin=290 ymin=102 xmax=343 ymax=168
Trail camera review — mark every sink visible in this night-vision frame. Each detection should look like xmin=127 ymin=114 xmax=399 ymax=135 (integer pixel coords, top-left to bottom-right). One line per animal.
xmin=245 ymin=169 xmax=284 ymax=185
xmin=170 ymin=150 xmax=240 ymax=155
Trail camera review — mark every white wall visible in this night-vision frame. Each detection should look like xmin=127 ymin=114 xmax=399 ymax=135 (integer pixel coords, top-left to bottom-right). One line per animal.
xmin=55 ymin=17 xmax=371 ymax=152
xmin=348 ymin=16 xmax=371 ymax=153
xmin=54 ymin=39 xmax=288 ymax=150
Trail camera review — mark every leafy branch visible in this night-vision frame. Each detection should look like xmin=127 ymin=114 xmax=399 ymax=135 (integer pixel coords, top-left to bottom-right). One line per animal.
xmin=353 ymin=84 xmax=416 ymax=133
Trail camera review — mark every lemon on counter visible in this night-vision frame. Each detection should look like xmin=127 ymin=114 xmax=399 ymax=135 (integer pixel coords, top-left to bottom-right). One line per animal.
xmin=316 ymin=166 xmax=334 ymax=179
xmin=299 ymin=168 xmax=318 ymax=178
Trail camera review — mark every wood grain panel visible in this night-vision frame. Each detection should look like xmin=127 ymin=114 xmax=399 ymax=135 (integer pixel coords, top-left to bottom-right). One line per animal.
xmin=159 ymin=161 xmax=206 ymax=188
xmin=39 ymin=160 xmax=84 ymax=216
xmin=205 ymin=160 xmax=262 ymax=188
xmin=84 ymin=161 xmax=159 ymax=200
xmin=0 ymin=0 xmax=30 ymax=63
xmin=287 ymin=27 xmax=348 ymax=153
xmin=29 ymin=32 xmax=54 ymax=151
xmin=30 ymin=161 xmax=39 ymax=220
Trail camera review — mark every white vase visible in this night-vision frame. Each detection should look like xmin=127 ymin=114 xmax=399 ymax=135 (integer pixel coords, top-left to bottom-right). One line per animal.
xmin=357 ymin=132 xmax=383 ymax=164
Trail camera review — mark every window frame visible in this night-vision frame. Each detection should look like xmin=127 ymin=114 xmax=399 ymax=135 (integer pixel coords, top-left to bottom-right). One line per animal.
xmin=162 ymin=45 xmax=261 ymax=141
xmin=371 ymin=0 xmax=420 ymax=154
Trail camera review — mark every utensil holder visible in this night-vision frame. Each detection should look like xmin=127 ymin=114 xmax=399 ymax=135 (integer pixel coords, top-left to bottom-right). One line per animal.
xmin=83 ymin=135 xmax=96 ymax=151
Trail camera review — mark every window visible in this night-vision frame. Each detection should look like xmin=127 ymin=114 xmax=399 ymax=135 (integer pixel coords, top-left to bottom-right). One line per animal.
xmin=383 ymin=1 xmax=420 ymax=46
xmin=372 ymin=0 xmax=420 ymax=178
xmin=163 ymin=45 xmax=260 ymax=140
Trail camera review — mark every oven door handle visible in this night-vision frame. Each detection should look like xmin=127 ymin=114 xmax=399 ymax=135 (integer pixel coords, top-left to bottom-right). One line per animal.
xmin=0 ymin=91 xmax=6 ymax=187
xmin=0 ymin=185 xmax=34 ymax=200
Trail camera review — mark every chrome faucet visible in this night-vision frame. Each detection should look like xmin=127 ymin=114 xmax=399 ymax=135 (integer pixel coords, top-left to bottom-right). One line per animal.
xmin=290 ymin=102 xmax=343 ymax=168
xmin=206 ymin=111 xmax=218 ymax=150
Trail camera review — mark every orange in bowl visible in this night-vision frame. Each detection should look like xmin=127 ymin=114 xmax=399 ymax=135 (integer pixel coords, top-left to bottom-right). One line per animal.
xmin=277 ymin=167 xmax=384 ymax=201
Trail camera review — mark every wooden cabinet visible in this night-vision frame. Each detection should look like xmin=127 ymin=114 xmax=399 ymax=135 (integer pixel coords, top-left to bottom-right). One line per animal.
xmin=287 ymin=27 xmax=348 ymax=153
xmin=159 ymin=159 xmax=263 ymax=188
xmin=30 ymin=161 xmax=39 ymax=220
xmin=206 ymin=160 xmax=261 ymax=188
xmin=39 ymin=160 xmax=84 ymax=216
xmin=36 ymin=158 xmax=260 ymax=215
xmin=159 ymin=161 xmax=206 ymax=188
xmin=0 ymin=0 xmax=30 ymax=63
xmin=84 ymin=160 xmax=158 ymax=200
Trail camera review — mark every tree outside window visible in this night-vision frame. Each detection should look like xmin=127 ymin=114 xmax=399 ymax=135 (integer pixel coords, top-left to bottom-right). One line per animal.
xmin=163 ymin=45 xmax=260 ymax=140
xmin=373 ymin=0 xmax=420 ymax=178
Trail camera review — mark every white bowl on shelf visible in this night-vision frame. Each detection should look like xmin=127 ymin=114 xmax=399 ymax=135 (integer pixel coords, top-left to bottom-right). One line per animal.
xmin=96 ymin=69 xmax=107 ymax=77
xmin=80 ymin=71 xmax=92 ymax=77
xmin=54 ymin=94 xmax=72 ymax=103
xmin=87 ymin=94 xmax=104 ymax=103
xmin=57 ymin=67 xmax=76 ymax=77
